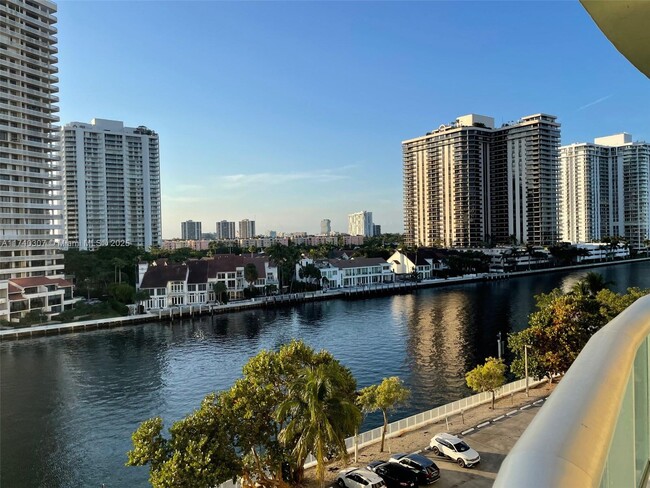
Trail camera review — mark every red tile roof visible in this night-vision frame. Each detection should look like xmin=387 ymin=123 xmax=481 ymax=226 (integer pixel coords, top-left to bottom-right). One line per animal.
xmin=9 ymin=276 xmax=71 ymax=288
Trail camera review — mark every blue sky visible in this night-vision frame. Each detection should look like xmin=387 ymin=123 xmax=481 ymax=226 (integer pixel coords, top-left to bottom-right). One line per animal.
xmin=56 ymin=1 xmax=649 ymax=238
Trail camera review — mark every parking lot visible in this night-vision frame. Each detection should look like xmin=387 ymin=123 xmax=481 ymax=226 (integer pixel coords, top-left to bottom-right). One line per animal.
xmin=422 ymin=402 xmax=543 ymax=487
xmin=317 ymin=398 xmax=546 ymax=488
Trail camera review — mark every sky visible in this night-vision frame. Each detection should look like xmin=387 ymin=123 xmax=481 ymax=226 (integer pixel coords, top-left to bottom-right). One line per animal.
xmin=56 ymin=1 xmax=649 ymax=238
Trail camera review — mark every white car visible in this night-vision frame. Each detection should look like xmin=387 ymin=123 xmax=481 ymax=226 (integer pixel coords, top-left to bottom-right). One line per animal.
xmin=337 ymin=467 xmax=387 ymax=488
xmin=429 ymin=432 xmax=481 ymax=468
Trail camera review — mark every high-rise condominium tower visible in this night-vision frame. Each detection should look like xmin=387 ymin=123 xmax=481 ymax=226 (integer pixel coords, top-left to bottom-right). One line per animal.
xmin=216 ymin=220 xmax=235 ymax=240
xmin=0 ymin=0 xmax=63 ymax=279
xmin=560 ymin=133 xmax=650 ymax=248
xmin=181 ymin=220 xmax=202 ymax=240
xmin=348 ymin=211 xmax=374 ymax=237
xmin=321 ymin=218 xmax=331 ymax=235
xmin=403 ymin=114 xmax=560 ymax=248
xmin=61 ymin=119 xmax=162 ymax=250
xmin=238 ymin=219 xmax=255 ymax=239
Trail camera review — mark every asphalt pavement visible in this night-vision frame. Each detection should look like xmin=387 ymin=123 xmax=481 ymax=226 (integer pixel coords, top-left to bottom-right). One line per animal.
xmin=332 ymin=398 xmax=546 ymax=488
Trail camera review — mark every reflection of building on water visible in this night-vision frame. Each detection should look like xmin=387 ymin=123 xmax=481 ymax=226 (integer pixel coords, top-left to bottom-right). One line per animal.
xmin=393 ymin=291 xmax=470 ymax=404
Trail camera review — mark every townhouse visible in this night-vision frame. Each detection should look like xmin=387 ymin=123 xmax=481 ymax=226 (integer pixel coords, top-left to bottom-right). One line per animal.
xmin=137 ymin=255 xmax=279 ymax=310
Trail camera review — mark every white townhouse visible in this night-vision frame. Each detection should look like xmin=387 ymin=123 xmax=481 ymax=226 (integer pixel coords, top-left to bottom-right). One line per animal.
xmin=387 ymin=249 xmax=446 ymax=280
xmin=335 ymin=258 xmax=394 ymax=287
xmin=297 ymin=257 xmax=395 ymax=288
xmin=137 ymin=256 xmax=278 ymax=310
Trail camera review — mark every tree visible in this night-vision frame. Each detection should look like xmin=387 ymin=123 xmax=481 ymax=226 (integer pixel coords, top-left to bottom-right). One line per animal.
xmin=108 ymin=282 xmax=136 ymax=304
xmin=508 ymin=287 xmax=611 ymax=382
xmin=126 ymin=394 xmax=241 ymax=488
xmin=135 ymin=289 xmax=151 ymax=312
xmin=574 ymin=272 xmax=611 ymax=297
xmin=244 ymin=263 xmax=259 ymax=291
xmin=111 ymin=257 xmax=127 ymax=283
xmin=212 ymin=282 xmax=228 ymax=304
xmin=357 ymin=377 xmax=410 ymax=452
xmin=596 ymin=287 xmax=649 ymax=322
xmin=465 ymin=357 xmax=506 ymax=409
xmin=276 ymin=363 xmax=361 ymax=487
xmin=127 ymin=340 xmax=358 ymax=487
xmin=299 ymin=263 xmax=322 ymax=288
xmin=266 ymin=243 xmax=301 ymax=293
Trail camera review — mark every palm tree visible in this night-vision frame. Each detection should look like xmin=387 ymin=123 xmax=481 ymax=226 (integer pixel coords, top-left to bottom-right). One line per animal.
xmin=583 ymin=271 xmax=612 ymax=296
xmin=276 ymin=363 xmax=361 ymax=487
xmin=572 ymin=272 xmax=611 ymax=297
xmin=244 ymin=263 xmax=259 ymax=293
xmin=111 ymin=257 xmax=127 ymax=283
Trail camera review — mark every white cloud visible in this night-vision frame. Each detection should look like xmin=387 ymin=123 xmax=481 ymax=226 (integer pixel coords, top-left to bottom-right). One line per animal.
xmin=217 ymin=168 xmax=350 ymax=189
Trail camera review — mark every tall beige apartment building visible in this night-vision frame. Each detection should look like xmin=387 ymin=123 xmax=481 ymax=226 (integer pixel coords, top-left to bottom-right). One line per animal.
xmin=0 ymin=0 xmax=71 ymax=321
xmin=403 ymin=114 xmax=560 ymax=248
xmin=560 ymin=133 xmax=650 ymax=248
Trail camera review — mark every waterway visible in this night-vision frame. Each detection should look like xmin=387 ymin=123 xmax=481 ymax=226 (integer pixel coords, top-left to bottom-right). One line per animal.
xmin=2 ymin=261 xmax=650 ymax=487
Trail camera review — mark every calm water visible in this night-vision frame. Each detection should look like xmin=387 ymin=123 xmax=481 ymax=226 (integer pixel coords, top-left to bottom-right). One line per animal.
xmin=2 ymin=262 xmax=650 ymax=487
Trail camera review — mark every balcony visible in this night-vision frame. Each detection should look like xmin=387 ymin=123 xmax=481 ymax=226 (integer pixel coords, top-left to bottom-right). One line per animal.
xmin=495 ymin=295 xmax=650 ymax=487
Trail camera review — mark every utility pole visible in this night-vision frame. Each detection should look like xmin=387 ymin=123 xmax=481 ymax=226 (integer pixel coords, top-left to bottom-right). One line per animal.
xmin=497 ymin=332 xmax=502 ymax=359
xmin=524 ymin=345 xmax=531 ymax=397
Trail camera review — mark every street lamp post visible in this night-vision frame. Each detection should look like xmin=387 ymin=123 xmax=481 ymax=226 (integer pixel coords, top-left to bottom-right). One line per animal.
xmin=524 ymin=345 xmax=531 ymax=397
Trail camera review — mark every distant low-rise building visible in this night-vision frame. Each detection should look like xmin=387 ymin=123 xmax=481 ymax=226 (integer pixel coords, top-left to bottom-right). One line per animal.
xmin=162 ymin=239 xmax=211 ymax=251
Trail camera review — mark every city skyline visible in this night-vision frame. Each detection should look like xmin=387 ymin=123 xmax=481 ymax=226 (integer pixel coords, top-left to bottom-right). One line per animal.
xmin=55 ymin=1 xmax=649 ymax=238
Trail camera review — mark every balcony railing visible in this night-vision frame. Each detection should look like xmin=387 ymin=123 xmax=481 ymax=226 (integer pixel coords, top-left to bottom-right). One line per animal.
xmin=494 ymin=294 xmax=650 ymax=488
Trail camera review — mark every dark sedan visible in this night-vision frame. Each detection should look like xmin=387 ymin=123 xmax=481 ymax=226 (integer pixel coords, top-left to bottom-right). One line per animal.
xmin=388 ymin=453 xmax=441 ymax=485
xmin=367 ymin=461 xmax=418 ymax=488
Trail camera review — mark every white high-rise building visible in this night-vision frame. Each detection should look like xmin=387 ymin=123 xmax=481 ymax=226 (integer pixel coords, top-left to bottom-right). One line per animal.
xmin=321 ymin=218 xmax=331 ymax=235
xmin=238 ymin=219 xmax=255 ymax=239
xmin=403 ymin=113 xmax=560 ymax=247
xmin=0 ymin=0 xmax=72 ymax=321
xmin=61 ymin=119 xmax=162 ymax=250
xmin=216 ymin=220 xmax=235 ymax=240
xmin=181 ymin=220 xmax=202 ymax=240
xmin=348 ymin=211 xmax=374 ymax=237
xmin=560 ymin=133 xmax=650 ymax=248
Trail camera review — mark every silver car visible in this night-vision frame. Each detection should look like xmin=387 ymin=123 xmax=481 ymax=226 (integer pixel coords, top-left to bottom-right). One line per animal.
xmin=429 ymin=432 xmax=481 ymax=468
xmin=337 ymin=467 xmax=387 ymax=488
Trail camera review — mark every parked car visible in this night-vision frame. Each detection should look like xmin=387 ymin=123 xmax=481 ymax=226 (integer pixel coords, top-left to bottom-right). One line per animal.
xmin=429 ymin=432 xmax=481 ymax=468
xmin=366 ymin=461 xmax=418 ymax=488
xmin=388 ymin=453 xmax=440 ymax=484
xmin=337 ymin=467 xmax=387 ymax=488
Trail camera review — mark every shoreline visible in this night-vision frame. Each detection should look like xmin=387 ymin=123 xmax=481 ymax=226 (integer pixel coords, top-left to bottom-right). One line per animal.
xmin=2 ymin=256 xmax=649 ymax=341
